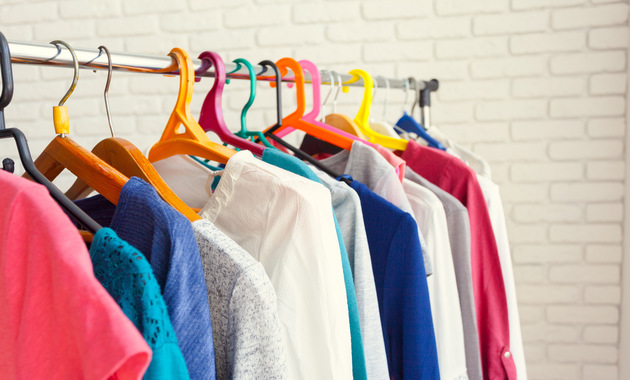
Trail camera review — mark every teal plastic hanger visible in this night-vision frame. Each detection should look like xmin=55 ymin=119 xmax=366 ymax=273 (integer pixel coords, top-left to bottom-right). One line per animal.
xmin=228 ymin=58 xmax=275 ymax=148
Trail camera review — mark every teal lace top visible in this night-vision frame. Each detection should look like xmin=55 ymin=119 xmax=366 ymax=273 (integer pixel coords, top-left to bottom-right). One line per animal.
xmin=90 ymin=228 xmax=190 ymax=379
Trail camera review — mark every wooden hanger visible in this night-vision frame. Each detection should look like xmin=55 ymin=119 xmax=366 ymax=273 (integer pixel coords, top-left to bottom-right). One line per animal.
xmin=66 ymin=137 xmax=202 ymax=220
xmin=65 ymin=46 xmax=201 ymax=221
xmin=324 ymin=71 xmax=366 ymax=139
xmin=0 ymin=32 xmax=102 ymax=234
xmin=33 ymin=40 xmax=128 ymax=206
xmin=147 ymin=47 xmax=236 ymax=164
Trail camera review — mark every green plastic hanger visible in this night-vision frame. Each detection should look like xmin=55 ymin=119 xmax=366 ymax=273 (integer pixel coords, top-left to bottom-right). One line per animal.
xmin=228 ymin=58 xmax=275 ymax=148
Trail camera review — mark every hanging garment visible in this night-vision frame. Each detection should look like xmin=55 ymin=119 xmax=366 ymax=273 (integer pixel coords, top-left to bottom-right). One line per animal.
xmin=371 ymin=143 xmax=406 ymax=183
xmin=424 ymin=126 xmax=526 ymax=380
xmin=398 ymin=140 xmax=515 ymax=380
xmin=0 ymin=170 xmax=151 ymax=380
xmin=403 ymin=178 xmax=469 ymax=380
xmin=151 ymin=154 xmax=220 ymax=209
xmin=75 ymin=178 xmax=217 ymax=380
xmin=370 ymin=120 xmax=401 ymax=139
xmin=405 ymin=169 xmax=483 ymax=380
xmin=192 ymin=219 xmax=287 ymax=379
xmin=319 ymin=141 xmax=433 ymax=276
xmin=164 ymin=150 xmax=353 ymax=379
xmin=90 ymin=227 xmax=190 ymax=379
xmin=349 ymin=179 xmax=439 ymax=380
xmin=310 ymin=166 xmax=390 ymax=380
xmin=476 ymin=176 xmax=527 ymax=380
xmin=262 ymin=148 xmax=367 ymax=380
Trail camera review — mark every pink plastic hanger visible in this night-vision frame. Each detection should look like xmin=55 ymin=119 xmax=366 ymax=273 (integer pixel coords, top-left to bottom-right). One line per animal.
xmin=274 ymin=60 xmax=373 ymax=147
xmin=197 ymin=51 xmax=265 ymax=157
xmin=263 ymin=57 xmax=355 ymax=150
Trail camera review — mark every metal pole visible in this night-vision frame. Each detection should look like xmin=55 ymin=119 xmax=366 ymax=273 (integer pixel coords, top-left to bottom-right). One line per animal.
xmin=8 ymin=40 xmax=426 ymax=90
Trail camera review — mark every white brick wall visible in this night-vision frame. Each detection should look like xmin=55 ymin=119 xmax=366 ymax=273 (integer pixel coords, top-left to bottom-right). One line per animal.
xmin=0 ymin=1 xmax=627 ymax=379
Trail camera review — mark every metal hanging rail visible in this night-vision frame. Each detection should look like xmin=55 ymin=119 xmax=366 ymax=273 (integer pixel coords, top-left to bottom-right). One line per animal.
xmin=8 ymin=40 xmax=426 ymax=90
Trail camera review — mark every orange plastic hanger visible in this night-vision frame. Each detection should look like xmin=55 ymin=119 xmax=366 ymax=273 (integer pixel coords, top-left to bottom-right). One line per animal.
xmin=147 ymin=47 xmax=236 ymax=164
xmin=65 ymin=46 xmax=201 ymax=221
xmin=34 ymin=40 xmax=128 ymax=206
xmin=263 ymin=57 xmax=355 ymax=151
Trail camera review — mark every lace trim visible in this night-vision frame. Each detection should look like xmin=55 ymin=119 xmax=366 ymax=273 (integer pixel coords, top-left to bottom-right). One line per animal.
xmin=90 ymin=229 xmax=179 ymax=350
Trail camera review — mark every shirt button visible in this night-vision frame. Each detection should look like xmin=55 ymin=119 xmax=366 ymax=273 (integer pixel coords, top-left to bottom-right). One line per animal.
xmin=504 ymin=351 xmax=511 ymax=358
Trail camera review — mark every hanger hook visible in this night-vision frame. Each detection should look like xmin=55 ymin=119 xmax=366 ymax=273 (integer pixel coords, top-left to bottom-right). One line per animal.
xmin=378 ymin=76 xmax=390 ymax=121
xmin=371 ymin=77 xmax=379 ymax=122
xmin=321 ymin=70 xmax=335 ymax=120
xmin=50 ymin=40 xmax=79 ymax=107
xmin=402 ymin=78 xmax=410 ymax=114
xmin=97 ymin=45 xmax=115 ymax=138
xmin=231 ymin=58 xmax=256 ymax=135
xmin=332 ymin=71 xmax=342 ymax=114
xmin=410 ymin=77 xmax=420 ymax=117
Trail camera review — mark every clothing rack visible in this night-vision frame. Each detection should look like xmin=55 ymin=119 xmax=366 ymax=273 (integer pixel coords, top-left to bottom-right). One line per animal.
xmin=8 ymin=40 xmax=428 ymax=91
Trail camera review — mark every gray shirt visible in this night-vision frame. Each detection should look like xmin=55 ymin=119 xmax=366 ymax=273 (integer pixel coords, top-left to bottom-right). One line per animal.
xmin=404 ymin=169 xmax=483 ymax=380
xmin=320 ymin=141 xmax=433 ymax=275
xmin=192 ymin=219 xmax=287 ymax=380
xmin=310 ymin=165 xmax=390 ymax=380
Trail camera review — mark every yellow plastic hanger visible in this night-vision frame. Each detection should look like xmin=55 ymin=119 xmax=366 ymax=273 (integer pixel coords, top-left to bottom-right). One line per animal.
xmin=147 ymin=47 xmax=236 ymax=164
xmin=324 ymin=71 xmax=366 ymax=139
xmin=345 ymin=69 xmax=409 ymax=151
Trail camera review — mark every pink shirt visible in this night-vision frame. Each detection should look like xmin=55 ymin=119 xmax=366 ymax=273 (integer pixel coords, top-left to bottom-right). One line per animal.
xmin=372 ymin=144 xmax=406 ymax=183
xmin=0 ymin=170 xmax=151 ymax=380
xmin=399 ymin=141 xmax=516 ymax=380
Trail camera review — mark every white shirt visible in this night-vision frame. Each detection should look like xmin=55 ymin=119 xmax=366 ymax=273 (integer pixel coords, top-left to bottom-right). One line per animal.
xmin=370 ymin=120 xmax=401 ymax=139
xmin=155 ymin=152 xmax=353 ymax=380
xmin=476 ymin=175 xmax=527 ymax=380
xmin=425 ymin=126 xmax=493 ymax=179
xmin=403 ymin=178 xmax=469 ymax=380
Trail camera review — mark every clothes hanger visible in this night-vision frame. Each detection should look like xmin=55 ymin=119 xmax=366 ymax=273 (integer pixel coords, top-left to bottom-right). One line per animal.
xmin=319 ymin=70 xmax=334 ymax=123
xmin=33 ymin=40 xmax=129 ymax=206
xmin=64 ymin=46 xmax=201 ymax=221
xmin=258 ymin=60 xmax=352 ymax=185
xmin=262 ymin=57 xmax=355 ymax=151
xmin=346 ymin=69 xmax=409 ymax=151
xmin=195 ymin=51 xmax=266 ymax=156
xmin=273 ymin=62 xmax=365 ymax=140
xmin=290 ymin=62 xmax=375 ymax=156
xmin=323 ymin=71 xmax=366 ymax=139
xmin=0 ymin=32 xmax=102 ymax=233
xmin=147 ymin=48 xmax=237 ymax=164
xmin=394 ymin=78 xmax=446 ymax=150
xmin=228 ymin=58 xmax=274 ymax=148
xmin=301 ymin=60 xmax=372 ymax=144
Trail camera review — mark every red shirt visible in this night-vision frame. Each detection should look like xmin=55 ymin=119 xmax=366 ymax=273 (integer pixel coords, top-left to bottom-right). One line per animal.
xmin=398 ymin=141 xmax=516 ymax=380
xmin=0 ymin=170 xmax=151 ymax=380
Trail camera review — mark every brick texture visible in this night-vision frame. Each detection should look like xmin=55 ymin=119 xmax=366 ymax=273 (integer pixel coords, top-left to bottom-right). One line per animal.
xmin=1 ymin=1 xmax=628 ymax=379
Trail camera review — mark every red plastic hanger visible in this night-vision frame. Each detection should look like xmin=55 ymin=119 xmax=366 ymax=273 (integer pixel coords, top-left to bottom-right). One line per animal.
xmin=197 ymin=51 xmax=265 ymax=157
